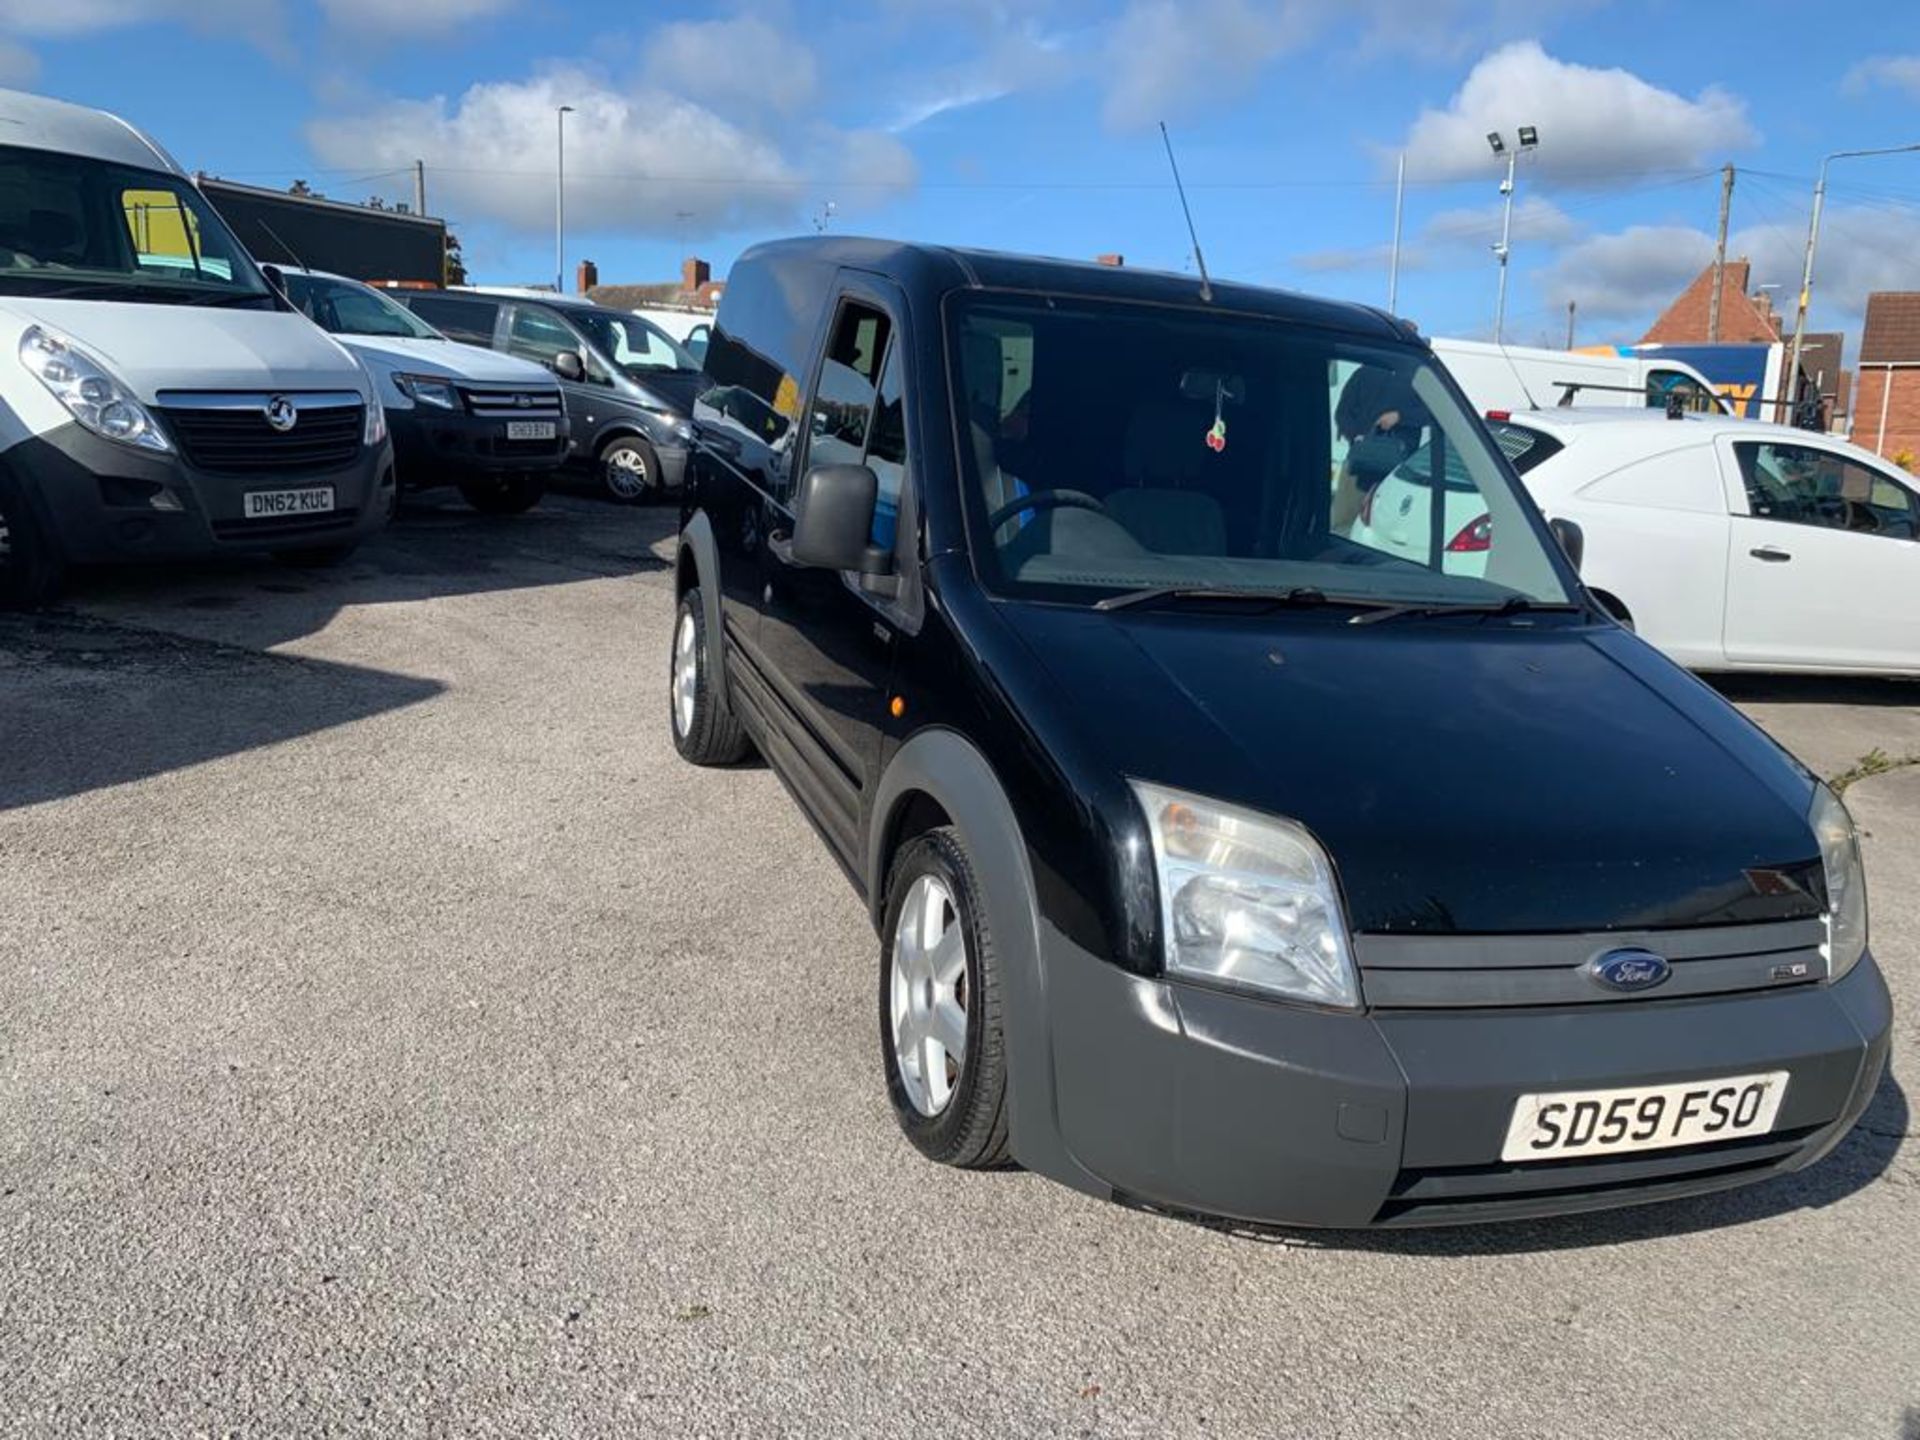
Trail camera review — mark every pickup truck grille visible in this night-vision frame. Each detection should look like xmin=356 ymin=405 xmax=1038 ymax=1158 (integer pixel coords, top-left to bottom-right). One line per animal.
xmin=1357 ymin=917 xmax=1826 ymax=1010
xmin=462 ymin=386 xmax=564 ymax=418
xmin=159 ymin=393 xmax=363 ymax=476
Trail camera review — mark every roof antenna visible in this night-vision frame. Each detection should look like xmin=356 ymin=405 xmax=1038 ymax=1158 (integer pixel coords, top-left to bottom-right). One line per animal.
xmin=1159 ymin=121 xmax=1212 ymax=303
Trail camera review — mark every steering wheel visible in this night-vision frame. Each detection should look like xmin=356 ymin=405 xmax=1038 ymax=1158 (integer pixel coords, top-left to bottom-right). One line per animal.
xmin=986 ymin=488 xmax=1108 ymax=532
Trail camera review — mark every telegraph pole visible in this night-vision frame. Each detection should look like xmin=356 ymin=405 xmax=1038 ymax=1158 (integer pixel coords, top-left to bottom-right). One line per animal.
xmin=1565 ymin=301 xmax=1576 ymax=349
xmin=1708 ymin=162 xmax=1733 ymax=342
xmin=413 ymin=159 xmax=427 ymax=217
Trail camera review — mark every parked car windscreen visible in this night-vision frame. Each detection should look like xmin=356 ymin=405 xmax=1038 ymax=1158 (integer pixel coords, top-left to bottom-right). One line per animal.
xmin=571 ymin=308 xmax=700 ymax=377
xmin=0 ymin=144 xmax=274 ymax=306
xmin=950 ymin=294 xmax=1571 ymax=607
xmin=283 ymin=272 xmax=440 ymax=339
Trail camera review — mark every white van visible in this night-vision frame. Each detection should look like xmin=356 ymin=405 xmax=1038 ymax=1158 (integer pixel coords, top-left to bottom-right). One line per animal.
xmin=1431 ymin=338 xmax=1731 ymax=419
xmin=0 ymin=87 xmax=392 ymax=605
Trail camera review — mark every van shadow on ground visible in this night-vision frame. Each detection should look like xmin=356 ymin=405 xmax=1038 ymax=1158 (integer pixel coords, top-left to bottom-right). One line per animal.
xmin=0 ymin=493 xmax=672 ymax=810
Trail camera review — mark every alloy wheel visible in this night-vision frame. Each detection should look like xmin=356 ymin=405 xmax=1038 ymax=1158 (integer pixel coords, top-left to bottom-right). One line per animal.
xmin=889 ymin=874 xmax=969 ymax=1117
xmin=604 ymin=444 xmax=650 ymax=500
xmin=672 ymin=609 xmax=698 ymax=737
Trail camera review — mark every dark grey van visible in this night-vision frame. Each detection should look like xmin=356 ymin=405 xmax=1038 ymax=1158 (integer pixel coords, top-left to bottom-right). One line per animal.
xmin=392 ymin=288 xmax=701 ymax=502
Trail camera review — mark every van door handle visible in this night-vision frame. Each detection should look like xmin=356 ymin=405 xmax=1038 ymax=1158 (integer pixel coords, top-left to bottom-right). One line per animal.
xmin=1749 ymin=545 xmax=1792 ymax=563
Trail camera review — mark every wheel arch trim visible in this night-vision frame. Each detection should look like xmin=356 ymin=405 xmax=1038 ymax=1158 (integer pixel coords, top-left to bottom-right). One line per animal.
xmin=868 ymin=727 xmax=1107 ymax=1200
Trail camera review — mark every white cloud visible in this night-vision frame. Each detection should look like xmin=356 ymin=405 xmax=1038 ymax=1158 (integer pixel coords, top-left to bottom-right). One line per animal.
xmin=1398 ymin=41 xmax=1755 ymax=186
xmin=888 ymin=26 xmax=1071 ymax=132
xmin=306 ymin=64 xmax=915 ymax=239
xmin=1533 ymin=206 xmax=1920 ymax=336
xmin=644 ymin=17 xmax=817 ymax=120
xmin=0 ymin=0 xmax=283 ymax=41
xmin=1299 ymin=195 xmax=1581 ymax=273
xmin=1844 ymin=54 xmax=1920 ymax=99
xmin=1102 ymin=0 xmax=1315 ymax=130
xmin=0 ymin=39 xmax=38 ymax=84
xmin=316 ymin=0 xmax=515 ymax=37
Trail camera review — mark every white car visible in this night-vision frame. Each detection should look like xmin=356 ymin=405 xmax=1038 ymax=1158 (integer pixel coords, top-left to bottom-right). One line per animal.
xmin=278 ymin=269 xmax=568 ymax=513
xmin=1491 ymin=410 xmax=1920 ymax=676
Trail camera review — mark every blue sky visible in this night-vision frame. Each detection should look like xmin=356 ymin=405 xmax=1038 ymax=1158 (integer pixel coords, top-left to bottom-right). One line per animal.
xmin=3 ymin=0 xmax=1918 ymax=353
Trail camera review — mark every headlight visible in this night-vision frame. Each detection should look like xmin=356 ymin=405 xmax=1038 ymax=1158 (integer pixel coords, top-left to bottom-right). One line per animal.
xmin=393 ymin=374 xmax=459 ymax=410
xmin=18 ymin=325 xmax=170 ymax=453
xmin=1131 ymin=781 xmax=1361 ymax=1009
xmin=1810 ymin=783 xmax=1867 ymax=980
xmin=364 ymin=396 xmax=387 ymax=446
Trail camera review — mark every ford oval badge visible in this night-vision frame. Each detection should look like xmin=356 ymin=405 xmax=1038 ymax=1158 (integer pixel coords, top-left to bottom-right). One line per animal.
xmin=1587 ymin=948 xmax=1671 ymax=993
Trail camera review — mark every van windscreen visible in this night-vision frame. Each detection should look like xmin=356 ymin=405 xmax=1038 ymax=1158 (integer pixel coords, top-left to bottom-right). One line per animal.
xmin=0 ymin=145 xmax=272 ymax=306
xmin=950 ymin=294 xmax=1572 ymax=609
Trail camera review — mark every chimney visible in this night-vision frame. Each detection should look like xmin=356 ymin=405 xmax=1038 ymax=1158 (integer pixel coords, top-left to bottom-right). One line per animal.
xmin=576 ymin=259 xmax=598 ymax=294
xmin=1095 ymin=253 xmax=1125 ymax=267
xmin=682 ymin=256 xmax=711 ymax=293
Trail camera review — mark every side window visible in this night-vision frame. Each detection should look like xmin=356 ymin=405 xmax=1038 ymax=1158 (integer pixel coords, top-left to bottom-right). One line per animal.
xmin=867 ymin=342 xmax=907 ymax=549
xmin=697 ymin=259 xmax=819 ymax=492
xmin=1735 ymin=442 xmax=1919 ymax=539
xmin=508 ymin=307 xmax=578 ymax=368
xmin=1647 ymin=370 xmax=1714 ymax=414
xmin=1486 ymin=421 xmax=1564 ymax=477
xmin=806 ymin=301 xmax=892 ymax=474
xmin=408 ymin=295 xmax=498 ymax=345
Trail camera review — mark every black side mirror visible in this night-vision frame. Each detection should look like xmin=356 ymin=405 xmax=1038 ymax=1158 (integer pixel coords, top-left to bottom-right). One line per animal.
xmin=771 ymin=464 xmax=897 ymax=594
xmin=1549 ymin=516 xmax=1584 ymax=573
xmin=260 ymin=263 xmax=287 ymax=296
xmin=553 ymin=351 xmax=585 ymax=382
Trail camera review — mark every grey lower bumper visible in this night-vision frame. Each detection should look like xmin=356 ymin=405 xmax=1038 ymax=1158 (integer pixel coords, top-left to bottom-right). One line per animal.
xmin=12 ymin=422 xmax=392 ymax=563
xmin=1041 ymin=935 xmax=1891 ymax=1228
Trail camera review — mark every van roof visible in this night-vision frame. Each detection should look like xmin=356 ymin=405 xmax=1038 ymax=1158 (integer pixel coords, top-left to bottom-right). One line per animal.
xmin=1500 ymin=410 xmax=1807 ymax=441
xmin=0 ymin=86 xmax=180 ymax=175
xmin=734 ymin=235 xmax=1411 ymax=342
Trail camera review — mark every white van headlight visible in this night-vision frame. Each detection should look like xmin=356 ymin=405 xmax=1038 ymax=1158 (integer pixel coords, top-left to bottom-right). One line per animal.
xmin=19 ymin=325 xmax=170 ymax=453
xmin=363 ymin=396 xmax=387 ymax=446
xmin=1810 ymin=783 xmax=1867 ymax=980
xmin=1131 ymin=781 xmax=1361 ymax=1010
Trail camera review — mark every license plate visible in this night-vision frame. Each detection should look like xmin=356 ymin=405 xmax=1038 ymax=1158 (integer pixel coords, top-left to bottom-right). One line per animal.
xmin=506 ymin=420 xmax=556 ymax=440
xmin=1500 ymin=1071 xmax=1789 ymax=1163
xmin=243 ymin=486 xmax=335 ymax=519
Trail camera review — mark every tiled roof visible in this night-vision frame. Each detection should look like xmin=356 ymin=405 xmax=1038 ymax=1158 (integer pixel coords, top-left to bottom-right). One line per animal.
xmin=1860 ymin=292 xmax=1920 ymax=363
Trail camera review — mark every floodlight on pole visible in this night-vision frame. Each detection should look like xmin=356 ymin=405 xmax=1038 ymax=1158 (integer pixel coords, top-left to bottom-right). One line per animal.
xmin=1488 ymin=125 xmax=1537 ymax=343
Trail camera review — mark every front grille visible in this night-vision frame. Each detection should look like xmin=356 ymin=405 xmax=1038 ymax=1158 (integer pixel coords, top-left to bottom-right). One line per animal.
xmin=1357 ymin=917 xmax=1826 ymax=1010
xmin=161 ymin=399 xmax=363 ymax=476
xmin=1374 ymin=1124 xmax=1823 ymax=1224
xmin=461 ymin=386 xmax=563 ymax=417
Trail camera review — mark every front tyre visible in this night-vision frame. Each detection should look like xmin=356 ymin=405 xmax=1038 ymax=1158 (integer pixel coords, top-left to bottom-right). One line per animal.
xmin=0 ymin=478 xmax=65 ymax=609
xmin=879 ymin=828 xmax=1011 ymax=1169
xmin=669 ymin=586 xmax=749 ymax=765
xmin=598 ymin=435 xmax=661 ymax=504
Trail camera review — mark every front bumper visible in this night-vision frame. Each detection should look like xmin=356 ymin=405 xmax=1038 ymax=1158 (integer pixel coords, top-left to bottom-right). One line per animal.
xmin=389 ymin=406 xmax=570 ymax=486
xmin=1044 ymin=936 xmax=1891 ymax=1228
xmin=9 ymin=421 xmax=393 ymax=563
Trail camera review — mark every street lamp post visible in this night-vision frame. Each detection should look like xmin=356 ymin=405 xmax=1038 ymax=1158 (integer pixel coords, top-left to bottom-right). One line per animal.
xmin=555 ymin=104 xmax=575 ymax=294
xmin=1785 ymin=142 xmax=1920 ymax=426
xmin=1487 ymin=125 xmax=1538 ymax=344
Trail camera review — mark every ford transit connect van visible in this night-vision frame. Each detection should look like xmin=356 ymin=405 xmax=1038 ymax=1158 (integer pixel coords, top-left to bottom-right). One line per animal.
xmin=0 ymin=88 xmax=392 ymax=605
xmin=667 ymin=238 xmax=1889 ymax=1228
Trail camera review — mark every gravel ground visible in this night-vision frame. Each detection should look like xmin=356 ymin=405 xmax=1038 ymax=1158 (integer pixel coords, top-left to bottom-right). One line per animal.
xmin=0 ymin=493 xmax=1913 ymax=1438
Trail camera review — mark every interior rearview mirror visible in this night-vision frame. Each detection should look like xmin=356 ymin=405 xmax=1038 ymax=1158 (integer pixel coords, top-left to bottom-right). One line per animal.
xmin=1548 ymin=516 xmax=1584 ymax=573
xmin=553 ymin=351 xmax=585 ymax=382
xmin=771 ymin=464 xmax=897 ymax=595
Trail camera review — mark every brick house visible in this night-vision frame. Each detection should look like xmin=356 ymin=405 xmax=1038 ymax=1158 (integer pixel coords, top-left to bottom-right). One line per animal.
xmin=1852 ymin=292 xmax=1920 ymax=465
xmin=1642 ymin=258 xmax=1781 ymax=344
xmin=574 ymin=256 xmax=724 ymax=313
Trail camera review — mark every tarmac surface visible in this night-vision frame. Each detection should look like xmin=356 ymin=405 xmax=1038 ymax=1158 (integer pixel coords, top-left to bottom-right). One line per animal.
xmin=1 ymin=493 xmax=1913 ymax=1437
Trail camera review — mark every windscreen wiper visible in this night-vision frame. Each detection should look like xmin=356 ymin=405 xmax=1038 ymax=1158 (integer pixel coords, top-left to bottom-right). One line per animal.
xmin=1094 ymin=584 xmax=1369 ymax=614
xmin=1346 ymin=595 xmax=1583 ymax=626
